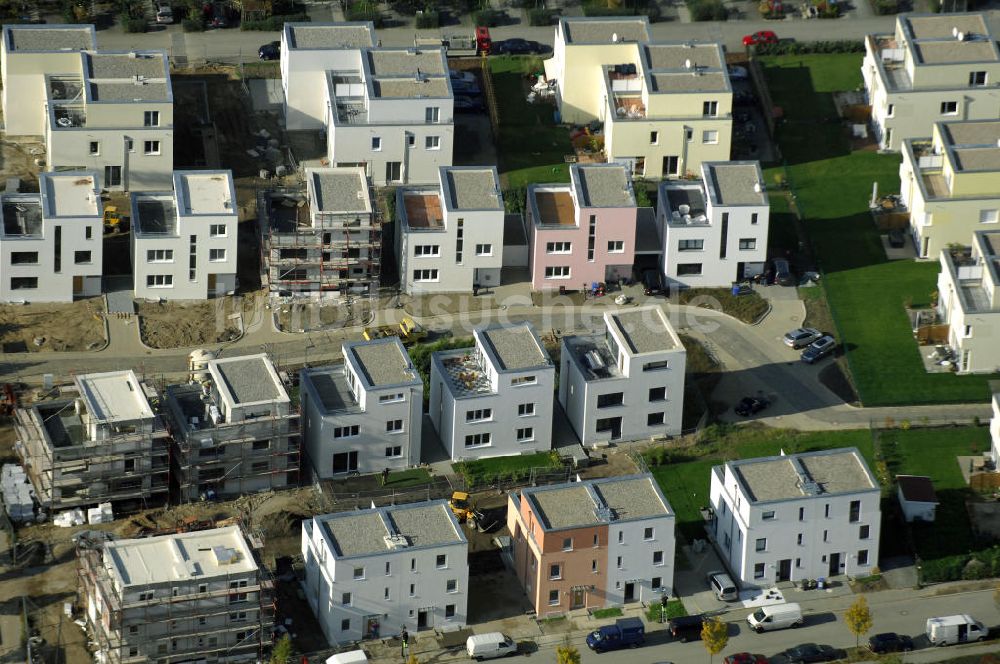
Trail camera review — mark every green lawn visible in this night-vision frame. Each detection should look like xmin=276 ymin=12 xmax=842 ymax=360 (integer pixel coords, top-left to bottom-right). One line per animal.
xmin=645 ymin=598 xmax=687 ymax=622
xmin=760 ymin=55 xmax=999 ymax=405
xmin=489 ymin=56 xmax=572 ymax=188
xmin=453 ymin=451 xmax=562 ymax=489
xmin=591 ymin=607 xmax=623 ymax=619
xmin=384 ymin=468 xmax=432 ymax=488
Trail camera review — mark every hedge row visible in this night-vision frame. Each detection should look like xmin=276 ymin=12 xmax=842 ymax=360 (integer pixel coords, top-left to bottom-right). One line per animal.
xmin=240 ymin=13 xmax=310 ymax=30
xmin=920 ymin=546 xmax=1000 ymax=583
xmin=754 ymin=39 xmax=864 ymax=55
xmin=345 ymin=2 xmax=383 ymax=27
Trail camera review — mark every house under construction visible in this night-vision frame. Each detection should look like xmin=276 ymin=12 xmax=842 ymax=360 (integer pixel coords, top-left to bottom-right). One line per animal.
xmin=13 ymin=370 xmax=170 ymax=513
xmin=78 ymin=524 xmax=273 ymax=664
xmin=260 ymin=166 xmax=380 ymax=300
xmin=163 ymin=354 xmax=300 ymax=502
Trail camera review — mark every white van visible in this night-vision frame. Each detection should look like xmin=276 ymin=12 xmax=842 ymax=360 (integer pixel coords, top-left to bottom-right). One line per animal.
xmin=926 ymin=615 xmax=987 ymax=646
xmin=746 ymin=602 xmax=804 ymax=633
xmin=467 ymin=633 xmax=518 ymax=661
xmin=327 ymin=651 xmax=368 ymax=664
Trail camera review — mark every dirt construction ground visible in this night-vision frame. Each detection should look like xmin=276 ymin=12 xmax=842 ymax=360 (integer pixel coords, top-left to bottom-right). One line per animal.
xmin=136 ymin=297 xmax=244 ymax=348
xmin=0 ymin=298 xmax=106 ymax=353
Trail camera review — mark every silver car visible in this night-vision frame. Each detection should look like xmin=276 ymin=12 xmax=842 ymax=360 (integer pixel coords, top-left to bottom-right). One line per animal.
xmin=783 ymin=327 xmax=822 ymax=349
xmin=706 ymin=570 xmax=739 ymax=601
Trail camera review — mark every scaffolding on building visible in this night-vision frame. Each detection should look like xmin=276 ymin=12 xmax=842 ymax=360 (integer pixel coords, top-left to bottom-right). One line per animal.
xmin=76 ymin=518 xmax=275 ymax=664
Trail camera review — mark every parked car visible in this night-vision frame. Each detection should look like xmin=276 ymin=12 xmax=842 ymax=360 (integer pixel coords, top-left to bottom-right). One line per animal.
xmin=926 ymin=615 xmax=987 ymax=646
xmin=734 ymin=397 xmax=768 ymax=417
xmin=783 ymin=327 xmax=822 ymax=349
xmin=801 ymin=335 xmax=836 ymax=364
xmin=454 ymin=96 xmax=485 ymax=113
xmin=586 ymin=617 xmax=645 ymax=652
xmin=723 ymin=655 xmax=768 ymax=664
xmin=451 ymin=79 xmax=482 ymax=96
xmin=495 ymin=38 xmax=545 ymax=55
xmin=706 ymin=570 xmax=739 ymax=601
xmin=667 ymin=615 xmax=704 ymax=643
xmin=888 ymin=228 xmax=906 ymax=248
xmin=155 ymin=1 xmax=174 ymax=23
xmin=450 ymin=69 xmax=477 ymax=84
xmin=258 ymin=41 xmax=280 ymax=60
xmin=780 ymin=644 xmax=840 ymax=664
xmin=743 ymin=30 xmax=778 ymax=46
xmin=467 ymin=633 xmax=518 ymax=661
xmin=747 ymin=603 xmax=803 ymax=633
xmin=867 ymin=632 xmax=914 ymax=654
xmin=728 ymin=65 xmax=750 ymax=80
xmin=771 ymin=258 xmax=794 ymax=286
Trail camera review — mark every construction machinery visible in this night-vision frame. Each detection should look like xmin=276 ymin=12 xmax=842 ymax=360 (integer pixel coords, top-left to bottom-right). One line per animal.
xmin=448 ymin=491 xmax=473 ymax=522
xmin=362 ymin=317 xmax=428 ymax=346
xmin=103 ymin=205 xmax=124 ymax=233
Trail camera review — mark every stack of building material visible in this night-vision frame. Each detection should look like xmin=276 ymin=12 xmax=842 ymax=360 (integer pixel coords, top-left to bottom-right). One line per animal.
xmin=1 ymin=464 xmax=34 ymax=522
xmin=87 ymin=502 xmax=114 ymax=525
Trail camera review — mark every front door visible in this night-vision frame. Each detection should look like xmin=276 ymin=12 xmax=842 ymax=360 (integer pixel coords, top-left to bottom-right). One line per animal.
xmin=777 ymin=559 xmax=792 ymax=582
xmin=417 ymin=610 xmax=429 ymax=631
xmin=385 ymin=161 xmax=402 ymax=183
xmin=72 ymin=275 xmax=83 ymax=296
xmin=104 ymin=165 xmax=122 ymax=188
xmin=624 ymin=582 xmax=635 ymax=603
xmin=663 ymin=155 xmax=679 ymax=177
xmin=828 ymin=552 xmax=841 ymax=577
xmin=208 ymin=273 xmax=217 ymax=295
xmin=332 ymin=451 xmax=358 ymax=474
xmin=571 ymin=588 xmax=585 ymax=610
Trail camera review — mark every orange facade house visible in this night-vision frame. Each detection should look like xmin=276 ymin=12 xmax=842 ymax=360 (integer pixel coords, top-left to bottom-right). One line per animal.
xmin=507 ymin=474 xmax=675 ymax=616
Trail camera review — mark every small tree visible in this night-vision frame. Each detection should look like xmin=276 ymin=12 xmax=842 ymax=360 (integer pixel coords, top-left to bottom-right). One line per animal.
xmin=701 ymin=616 xmax=728 ymax=663
xmin=407 ymin=655 xmax=419 ymax=664
xmin=270 ymin=634 xmax=293 ymax=664
xmin=556 ymin=645 xmax=580 ymax=664
xmin=845 ymin=595 xmax=874 ymax=648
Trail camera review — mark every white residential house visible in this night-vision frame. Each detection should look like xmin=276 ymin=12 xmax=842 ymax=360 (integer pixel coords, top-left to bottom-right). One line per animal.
xmin=709 ymin=447 xmax=882 ymax=586
xmin=658 ymin=161 xmax=769 ymax=287
xmin=2 ymin=25 xmax=175 ymax=190
xmin=862 ymin=13 xmax=1000 ymax=151
xmin=0 ymin=171 xmax=103 ymax=302
xmin=544 ymin=18 xmax=732 ymax=178
xmin=280 ymin=23 xmax=454 ymax=185
xmin=900 ymin=120 xmax=1000 ymax=259
xmin=936 ymin=230 xmax=1000 ymax=373
xmin=79 ymin=526 xmax=266 ymax=664
xmin=989 ymin=392 xmax=1000 ymax=465
xmin=397 ymin=166 xmax=504 ymax=294
xmin=560 ymin=306 xmax=686 ymax=446
xmin=301 ymin=500 xmax=468 ymax=645
xmin=131 ymin=170 xmax=238 ymax=300
xmin=300 ymin=337 xmax=423 ymax=479
xmin=896 ymin=475 xmax=938 ymax=523
xmin=429 ymin=322 xmax=555 ymax=461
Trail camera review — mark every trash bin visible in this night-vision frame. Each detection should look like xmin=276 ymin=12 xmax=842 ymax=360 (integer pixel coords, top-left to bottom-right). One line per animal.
xmin=817 ymin=577 xmax=826 ymax=590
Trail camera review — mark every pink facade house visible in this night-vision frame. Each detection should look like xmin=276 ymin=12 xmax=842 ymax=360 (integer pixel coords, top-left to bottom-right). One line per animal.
xmin=527 ymin=164 xmax=637 ymax=291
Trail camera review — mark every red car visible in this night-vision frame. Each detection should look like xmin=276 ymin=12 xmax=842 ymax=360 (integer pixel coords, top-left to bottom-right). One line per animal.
xmin=743 ymin=30 xmax=778 ymax=46
xmin=724 ymin=655 xmax=769 ymax=664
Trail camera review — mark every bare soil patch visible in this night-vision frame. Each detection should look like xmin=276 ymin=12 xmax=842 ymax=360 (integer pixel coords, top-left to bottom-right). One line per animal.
xmin=136 ymin=299 xmax=241 ymax=349
xmin=0 ymin=298 xmax=105 ymax=353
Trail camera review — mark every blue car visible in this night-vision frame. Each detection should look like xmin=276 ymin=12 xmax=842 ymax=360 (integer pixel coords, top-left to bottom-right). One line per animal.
xmin=801 ymin=335 xmax=836 ymax=364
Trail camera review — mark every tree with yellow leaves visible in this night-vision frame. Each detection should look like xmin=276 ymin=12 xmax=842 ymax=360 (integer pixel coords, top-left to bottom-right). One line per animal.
xmin=845 ymin=595 xmax=874 ymax=648
xmin=701 ymin=616 xmax=728 ymax=663
xmin=556 ymin=644 xmax=580 ymax=664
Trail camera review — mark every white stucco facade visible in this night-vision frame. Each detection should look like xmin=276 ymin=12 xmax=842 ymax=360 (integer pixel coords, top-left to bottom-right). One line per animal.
xmin=709 ymin=448 xmax=882 ymax=587
xmin=429 ymin=322 xmax=555 ymax=461
xmin=397 ymin=166 xmax=504 ymax=294
xmin=301 ymin=501 xmax=468 ymax=645
xmin=560 ymin=306 xmax=686 ymax=446
xmin=658 ymin=161 xmax=769 ymax=288
xmin=131 ymin=171 xmax=238 ymax=300
xmin=0 ymin=171 xmax=103 ymax=302
xmin=300 ymin=338 xmax=423 ymax=479
xmin=990 ymin=393 xmax=1000 ymax=464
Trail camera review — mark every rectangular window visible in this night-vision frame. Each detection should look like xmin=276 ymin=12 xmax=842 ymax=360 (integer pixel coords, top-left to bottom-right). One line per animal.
xmin=652 ymin=577 xmax=661 ymax=589
xmin=74 ymin=250 xmax=91 ymax=264
xmin=607 ymin=240 xmax=624 ymax=253
xmin=597 ymin=392 xmax=624 ymax=408
xmin=209 ymin=248 xmax=226 ymax=262
xmin=516 ymin=427 xmax=534 ymax=442
xmin=755 ymin=538 xmax=766 ymax=552
xmin=648 ymin=387 xmax=666 ymax=402
xmin=436 ymin=554 xmax=447 ymax=568
xmin=859 ymin=524 xmax=870 ymax=539
xmin=592 ymin=559 xmax=598 ymax=572
xmin=677 ymin=239 xmax=704 ymax=251
xmin=409 ymin=583 xmax=415 ymax=596
xmin=549 ymin=564 xmax=561 ymax=579
xmin=544 ymin=265 xmax=570 ymax=279
xmin=858 ymin=549 xmax=869 ymax=565
xmin=703 ymin=101 xmax=718 ymax=117
xmin=548 ymin=590 xmax=559 ymax=605
xmin=425 ymin=136 xmax=441 ymax=150
xmin=702 ymin=130 xmax=719 ymax=144
xmin=146 ymin=274 xmax=173 ymax=288
xmin=412 ymin=268 xmax=439 ymax=282
xmin=414 ymin=244 xmax=441 ymax=257
xmin=677 ymin=263 xmax=702 ymax=276
xmin=407 ymin=134 xmax=415 ymax=147
xmin=466 ymin=408 xmax=492 ymax=422
xmin=89 ymin=141 xmax=99 ymax=155
xmin=342 ymin=591 xmax=352 ymax=605
xmin=85 ymin=226 xmax=93 ymax=240
xmin=386 ymin=419 xmax=403 ymax=432
xmin=979 ymin=209 xmax=999 ymax=224
xmin=823 ymin=530 xmax=829 ymax=542
xmin=333 ymin=425 xmax=360 ymax=438
xmin=425 ymin=107 xmax=440 ymax=123
xmin=797 ymin=533 xmax=803 ymax=545
xmin=464 ymin=433 xmax=491 ymax=447
xmin=616 ymin=555 xmax=623 ymax=569
xmin=384 ymin=587 xmax=390 ymax=600
xmin=754 ymin=563 xmax=765 ymax=579
xmin=147 ymin=249 xmax=173 ymax=262
xmin=385 ymin=445 xmax=402 ymax=457
xmin=653 ymin=550 xmax=664 ymax=565
xmin=446 ymin=579 xmax=457 ymax=593
xmin=143 ymin=140 xmax=161 ymax=155
xmin=738 ymin=238 xmax=757 ymax=250
xmin=941 ymin=101 xmax=958 ymax=115
xmin=143 ymin=110 xmax=160 ymax=126
xmin=650 ymin=131 xmax=659 ymax=144
xmin=799 ymin=507 xmax=805 ymax=521
xmin=647 ymin=412 xmax=664 ymax=426
xmin=341 ymin=619 xmax=350 ymax=631
xmin=475 ymin=243 xmax=492 ymax=256
xmin=825 ymin=504 xmax=831 ymax=518
xmin=885 ymin=103 xmax=894 ymax=117
xmin=379 ymin=393 xmax=405 ymax=403
xmin=189 ymin=234 xmax=197 ymax=281
xmin=210 ymin=224 xmax=227 ymax=237
xmin=618 ymin=531 xmax=624 ymax=544
xmin=54 ymin=226 xmax=61 ymax=272
xmin=518 ymin=403 xmax=535 ymax=417
xmin=10 ymin=252 xmax=38 ymax=264
xmin=750 ymin=212 xmax=759 ymax=225
xmin=562 ymin=538 xmax=573 ymax=551
xmin=353 ymin=567 xmax=364 ymax=580
xmin=719 ymin=212 xmax=729 ymax=259
xmin=969 ymin=71 xmax=987 ymax=87
xmin=511 ymin=375 xmax=536 ymax=386
xmin=445 ymin=604 xmax=456 ymax=619
xmin=849 ymin=500 xmax=861 ymax=523
xmin=643 ymin=360 xmax=669 ymax=371
xmin=762 ymin=511 xmax=775 ymax=520
xmin=546 ymin=241 xmax=571 ymax=254
xmin=643 ymin=527 xmax=654 ymax=540
xmin=371 ymin=137 xmax=382 ymax=151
